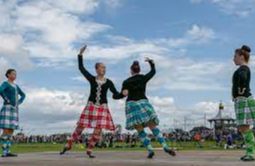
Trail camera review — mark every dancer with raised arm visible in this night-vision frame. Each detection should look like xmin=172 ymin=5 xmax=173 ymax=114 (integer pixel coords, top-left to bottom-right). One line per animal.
xmin=119 ymin=58 xmax=176 ymax=159
xmin=60 ymin=45 xmax=123 ymax=158
xmin=0 ymin=69 xmax=26 ymax=157
xmin=232 ymin=45 xmax=255 ymax=162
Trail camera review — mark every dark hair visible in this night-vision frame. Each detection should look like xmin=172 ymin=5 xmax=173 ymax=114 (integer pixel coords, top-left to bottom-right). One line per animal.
xmin=95 ymin=62 xmax=103 ymax=70
xmin=131 ymin=61 xmax=140 ymax=73
xmin=235 ymin=45 xmax=251 ymax=62
xmin=5 ymin=69 xmax=16 ymax=78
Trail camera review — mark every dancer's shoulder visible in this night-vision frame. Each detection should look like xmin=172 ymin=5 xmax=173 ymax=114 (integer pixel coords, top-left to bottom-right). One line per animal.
xmin=124 ymin=74 xmax=144 ymax=83
xmin=106 ymin=78 xmax=117 ymax=86
xmin=1 ymin=81 xmax=8 ymax=86
xmin=106 ymin=78 xmax=113 ymax=84
xmin=239 ymin=65 xmax=250 ymax=72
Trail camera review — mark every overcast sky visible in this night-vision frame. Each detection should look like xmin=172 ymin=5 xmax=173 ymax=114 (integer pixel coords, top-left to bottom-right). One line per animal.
xmin=1 ymin=0 xmax=255 ymax=135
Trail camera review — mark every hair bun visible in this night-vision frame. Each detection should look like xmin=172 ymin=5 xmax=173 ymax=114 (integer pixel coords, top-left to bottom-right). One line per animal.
xmin=131 ymin=60 xmax=141 ymax=73
xmin=241 ymin=45 xmax=251 ymax=53
xmin=133 ymin=61 xmax=139 ymax=65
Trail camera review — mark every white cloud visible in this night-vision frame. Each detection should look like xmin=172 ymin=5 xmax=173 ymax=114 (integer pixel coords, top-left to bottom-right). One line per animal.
xmin=85 ymin=42 xmax=167 ymax=60
xmin=75 ymin=24 xmax=215 ymax=63
xmin=144 ymin=53 xmax=231 ymax=91
xmin=103 ymin=0 xmax=123 ymax=9
xmin=191 ymin=0 xmax=255 ymax=17
xmin=0 ymin=33 xmax=33 ymax=77
xmin=187 ymin=24 xmax=215 ymax=42
xmin=0 ymin=34 xmax=23 ymax=54
xmin=0 ymin=0 xmax=115 ymax=70
xmin=194 ymin=100 xmax=234 ymax=120
xmin=15 ymin=0 xmax=111 ymax=60
xmin=0 ymin=57 xmax=9 ymax=81
xmin=148 ymin=96 xmax=177 ymax=127
xmin=19 ymin=88 xmax=87 ymax=134
xmin=152 ymin=24 xmax=215 ymax=48
xmin=148 ymin=96 xmax=235 ymax=130
xmin=46 ymin=0 xmax=100 ymax=14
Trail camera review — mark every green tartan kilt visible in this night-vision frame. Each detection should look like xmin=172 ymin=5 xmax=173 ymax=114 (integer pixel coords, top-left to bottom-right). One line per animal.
xmin=0 ymin=105 xmax=19 ymax=130
xmin=234 ymin=97 xmax=255 ymax=126
xmin=125 ymin=99 xmax=159 ymax=130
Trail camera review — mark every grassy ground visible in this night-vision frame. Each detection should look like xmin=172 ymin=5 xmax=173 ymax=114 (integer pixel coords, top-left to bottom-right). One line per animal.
xmin=8 ymin=141 xmax=241 ymax=154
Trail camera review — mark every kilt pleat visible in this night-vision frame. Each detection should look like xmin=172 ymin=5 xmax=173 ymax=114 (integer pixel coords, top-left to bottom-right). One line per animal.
xmin=0 ymin=105 xmax=19 ymax=130
xmin=235 ymin=96 xmax=255 ymax=126
xmin=125 ymin=99 xmax=159 ymax=130
xmin=77 ymin=102 xmax=115 ymax=131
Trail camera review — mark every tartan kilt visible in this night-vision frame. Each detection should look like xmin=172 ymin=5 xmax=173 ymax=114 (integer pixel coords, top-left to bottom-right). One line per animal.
xmin=77 ymin=102 xmax=115 ymax=131
xmin=0 ymin=105 xmax=19 ymax=130
xmin=234 ymin=96 xmax=255 ymax=126
xmin=125 ymin=99 xmax=159 ymax=130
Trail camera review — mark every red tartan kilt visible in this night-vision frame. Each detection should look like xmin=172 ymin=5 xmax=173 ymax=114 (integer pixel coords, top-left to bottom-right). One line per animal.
xmin=77 ymin=102 xmax=115 ymax=131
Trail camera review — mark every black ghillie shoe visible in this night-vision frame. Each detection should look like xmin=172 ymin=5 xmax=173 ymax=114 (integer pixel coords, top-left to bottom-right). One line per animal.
xmin=86 ymin=151 xmax=96 ymax=158
xmin=2 ymin=153 xmax=18 ymax=157
xmin=60 ymin=147 xmax=70 ymax=155
xmin=60 ymin=140 xmax=72 ymax=155
xmin=147 ymin=151 xmax=155 ymax=159
xmin=240 ymin=155 xmax=247 ymax=161
xmin=242 ymin=155 xmax=255 ymax=162
xmin=164 ymin=148 xmax=176 ymax=157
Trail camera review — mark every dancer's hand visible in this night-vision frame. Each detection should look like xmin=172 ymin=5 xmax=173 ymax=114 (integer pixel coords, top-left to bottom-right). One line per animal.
xmin=122 ymin=89 xmax=128 ymax=96
xmin=145 ymin=57 xmax=154 ymax=63
xmin=79 ymin=45 xmax=87 ymax=55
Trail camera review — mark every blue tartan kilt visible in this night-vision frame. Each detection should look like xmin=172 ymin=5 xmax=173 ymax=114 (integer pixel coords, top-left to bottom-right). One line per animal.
xmin=125 ymin=99 xmax=159 ymax=130
xmin=0 ymin=105 xmax=19 ymax=130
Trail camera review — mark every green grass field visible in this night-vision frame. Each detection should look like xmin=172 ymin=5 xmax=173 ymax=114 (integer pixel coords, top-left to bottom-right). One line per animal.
xmin=8 ymin=141 xmax=240 ymax=154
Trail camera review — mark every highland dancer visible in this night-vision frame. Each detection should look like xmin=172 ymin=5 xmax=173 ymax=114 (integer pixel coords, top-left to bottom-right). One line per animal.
xmin=232 ymin=45 xmax=255 ymax=161
xmin=119 ymin=58 xmax=176 ymax=159
xmin=0 ymin=69 xmax=26 ymax=157
xmin=60 ymin=45 xmax=123 ymax=158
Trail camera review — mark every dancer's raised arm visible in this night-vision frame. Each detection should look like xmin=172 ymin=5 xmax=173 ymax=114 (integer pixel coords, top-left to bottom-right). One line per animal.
xmin=144 ymin=57 xmax=156 ymax=82
xmin=78 ymin=45 xmax=95 ymax=82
